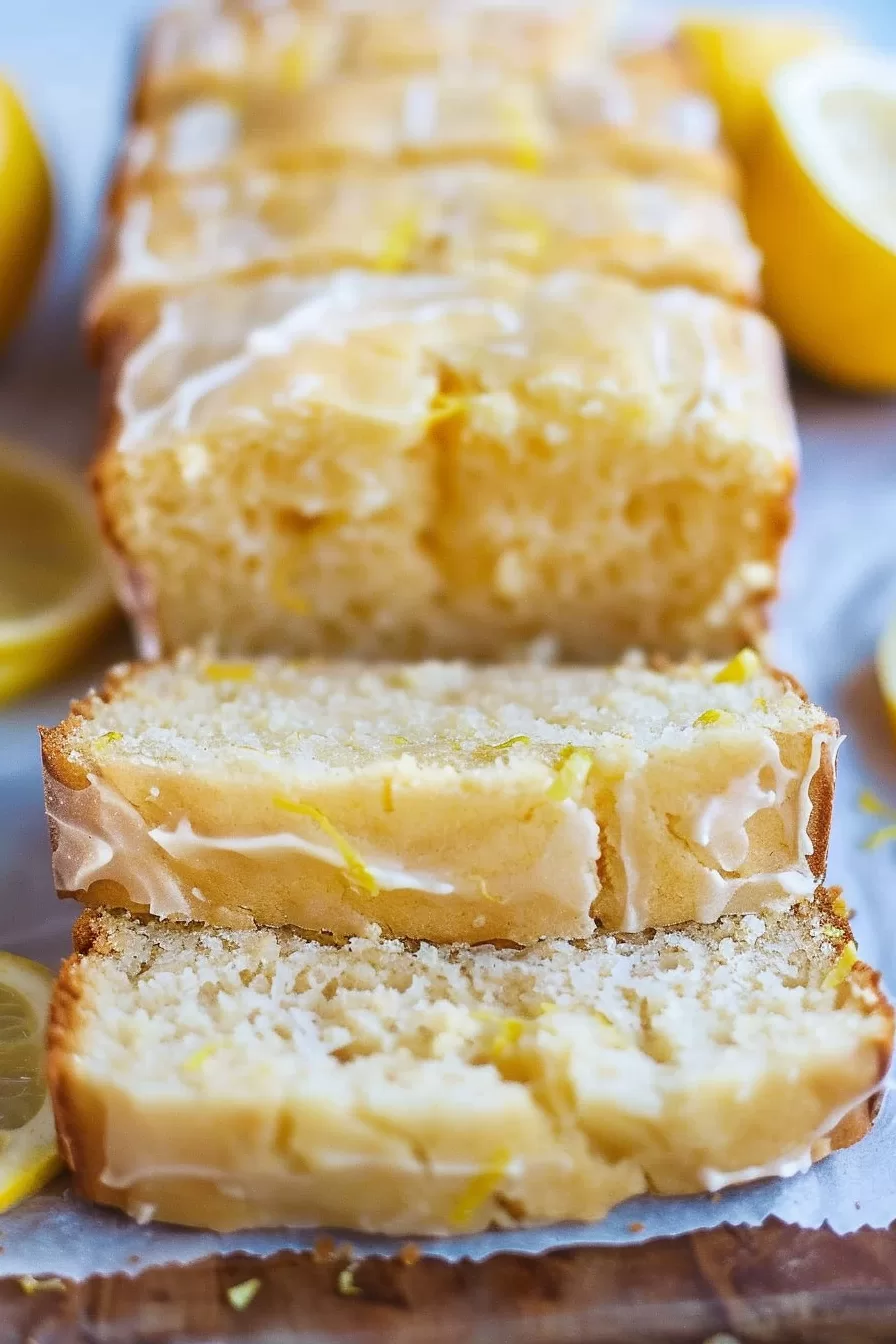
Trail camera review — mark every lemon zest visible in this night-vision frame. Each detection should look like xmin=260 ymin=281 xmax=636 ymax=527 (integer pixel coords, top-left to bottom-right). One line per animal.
xmin=863 ymin=825 xmax=896 ymax=851
xmin=202 ymin=661 xmax=256 ymax=683
xmin=182 ymin=1043 xmax=217 ymax=1073
xmin=822 ymin=942 xmax=859 ymax=990
xmin=227 ymin=1278 xmax=261 ymax=1311
xmin=375 ymin=209 xmax=420 ymax=272
xmin=449 ymin=1146 xmax=512 ymax=1227
xmin=831 ymin=894 xmax=849 ymax=918
xmin=695 ymin=709 xmax=736 ymax=728
xmin=94 ymin=731 xmax=123 ymax=748
xmin=18 ymin=1276 xmax=66 ymax=1294
xmin=753 ymin=696 xmax=769 ymax=711
xmin=273 ymin=798 xmax=378 ymax=896
xmin=337 ymin=1265 xmax=361 ymax=1297
xmin=859 ymin=789 xmax=896 ymax=819
xmin=472 ymin=734 xmax=531 ymax=764
xmin=426 ymin=393 xmax=466 ymax=429
xmin=474 ymin=875 xmax=500 ymax=904
xmin=714 ymin=648 xmax=761 ymax=684
xmin=546 ymin=746 xmax=594 ymax=803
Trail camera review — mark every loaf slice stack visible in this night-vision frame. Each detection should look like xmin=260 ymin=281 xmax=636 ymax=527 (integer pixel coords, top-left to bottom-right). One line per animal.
xmin=48 ymin=897 xmax=892 ymax=1234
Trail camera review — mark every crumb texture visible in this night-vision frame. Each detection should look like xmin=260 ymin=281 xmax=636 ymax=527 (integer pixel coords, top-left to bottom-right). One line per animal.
xmin=48 ymin=904 xmax=891 ymax=1234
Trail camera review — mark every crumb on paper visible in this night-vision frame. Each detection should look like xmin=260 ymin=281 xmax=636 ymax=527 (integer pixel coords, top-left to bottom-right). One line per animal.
xmin=18 ymin=1276 xmax=66 ymax=1295
xmin=399 ymin=1242 xmax=421 ymax=1266
xmin=226 ymin=1278 xmax=261 ymax=1311
xmin=337 ymin=1264 xmax=362 ymax=1297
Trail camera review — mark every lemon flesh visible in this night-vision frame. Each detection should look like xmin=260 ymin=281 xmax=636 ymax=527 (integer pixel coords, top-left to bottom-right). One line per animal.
xmin=0 ymin=440 xmax=115 ymax=706
xmin=746 ymin=49 xmax=896 ymax=392
xmin=0 ymin=954 xmax=62 ymax=1214
xmin=679 ymin=12 xmax=839 ymax=155
xmin=0 ymin=80 xmax=52 ymax=347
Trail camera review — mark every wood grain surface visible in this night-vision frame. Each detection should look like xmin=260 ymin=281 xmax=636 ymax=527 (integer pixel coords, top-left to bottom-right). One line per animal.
xmin=3 ymin=1220 xmax=896 ymax=1344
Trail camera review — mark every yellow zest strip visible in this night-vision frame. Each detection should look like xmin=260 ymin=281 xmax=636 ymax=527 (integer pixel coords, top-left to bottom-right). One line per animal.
xmin=18 ymin=1277 xmax=66 ymax=1294
xmin=475 ymin=875 xmax=500 ymax=904
xmin=278 ymin=42 xmax=307 ymax=91
xmin=472 ymin=734 xmax=531 ymax=764
xmin=499 ymin=97 xmax=543 ymax=172
xmin=695 ymin=709 xmax=736 ymax=728
xmin=271 ymin=558 xmax=310 ymax=615
xmin=94 ymin=731 xmax=123 ymax=748
xmin=337 ymin=1265 xmax=361 ymax=1297
xmin=426 ymin=392 xmax=467 ymax=429
xmin=375 ymin=208 xmax=421 ymax=272
xmin=822 ymin=942 xmax=859 ymax=991
xmin=274 ymin=797 xmax=379 ymax=896
xmin=713 ymin=648 xmax=761 ymax=684
xmin=227 ymin=1278 xmax=261 ymax=1311
xmin=202 ymin=661 xmax=256 ymax=683
xmin=863 ymin=825 xmax=896 ymax=851
xmin=473 ymin=1014 xmax=524 ymax=1059
xmin=753 ymin=696 xmax=769 ymax=711
xmin=859 ymin=789 xmax=896 ymax=818
xmin=449 ymin=1147 xmax=512 ymax=1228
xmin=831 ymin=894 xmax=849 ymax=918
xmin=546 ymin=746 xmax=594 ymax=803
xmin=182 ymin=1043 xmax=217 ymax=1074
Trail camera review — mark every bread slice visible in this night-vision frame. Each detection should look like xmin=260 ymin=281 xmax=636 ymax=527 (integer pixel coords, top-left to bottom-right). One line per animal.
xmin=114 ymin=50 xmax=735 ymax=199
xmin=42 ymin=652 xmax=837 ymax=942
xmin=47 ymin=898 xmax=892 ymax=1235
xmin=134 ymin=0 xmax=620 ymax=117
xmin=93 ymin=267 xmax=796 ymax=666
xmin=87 ymin=166 xmax=760 ymax=347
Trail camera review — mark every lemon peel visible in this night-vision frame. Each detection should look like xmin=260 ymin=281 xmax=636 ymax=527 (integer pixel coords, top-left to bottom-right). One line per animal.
xmin=695 ymin=709 xmax=736 ymax=728
xmin=449 ymin=1147 xmax=511 ymax=1228
xmin=202 ymin=661 xmax=256 ymax=683
xmin=831 ymin=894 xmax=849 ymax=918
xmin=18 ymin=1276 xmax=66 ymax=1295
xmin=0 ymin=953 xmax=62 ymax=1213
xmin=227 ymin=1278 xmax=261 ymax=1311
xmin=182 ymin=1043 xmax=217 ymax=1073
xmin=273 ymin=797 xmax=378 ymax=896
xmin=375 ymin=209 xmax=420 ymax=272
xmin=472 ymin=734 xmax=530 ymax=764
xmin=822 ymin=942 xmax=858 ymax=991
xmin=714 ymin=648 xmax=761 ymax=684
xmin=546 ymin=746 xmax=594 ymax=803
xmin=94 ymin=731 xmax=123 ymax=748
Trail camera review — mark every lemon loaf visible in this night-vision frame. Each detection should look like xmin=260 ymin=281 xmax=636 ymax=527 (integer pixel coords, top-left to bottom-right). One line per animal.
xmin=116 ymin=51 xmax=734 ymax=197
xmin=94 ymin=268 xmax=796 ymax=664
xmin=87 ymin=166 xmax=760 ymax=344
xmin=47 ymin=898 xmax=892 ymax=1234
xmin=42 ymin=652 xmax=837 ymax=941
xmin=135 ymin=0 xmax=620 ymax=117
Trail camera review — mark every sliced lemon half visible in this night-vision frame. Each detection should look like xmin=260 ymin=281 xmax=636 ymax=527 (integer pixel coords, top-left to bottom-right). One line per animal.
xmin=0 ymin=439 xmax=115 ymax=706
xmin=0 ymin=952 xmax=62 ymax=1213
xmin=679 ymin=12 xmax=839 ymax=155
xmin=746 ymin=48 xmax=896 ymax=392
xmin=0 ymin=79 xmax=53 ymax=347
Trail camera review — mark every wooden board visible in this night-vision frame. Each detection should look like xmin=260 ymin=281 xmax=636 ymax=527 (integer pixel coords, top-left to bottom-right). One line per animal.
xmin=3 ymin=1221 xmax=896 ymax=1343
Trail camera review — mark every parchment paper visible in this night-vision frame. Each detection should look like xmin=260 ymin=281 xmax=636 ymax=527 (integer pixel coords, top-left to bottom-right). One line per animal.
xmin=1 ymin=0 xmax=896 ymax=1286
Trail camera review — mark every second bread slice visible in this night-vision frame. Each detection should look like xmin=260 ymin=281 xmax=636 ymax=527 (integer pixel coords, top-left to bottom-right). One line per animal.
xmin=42 ymin=652 xmax=838 ymax=942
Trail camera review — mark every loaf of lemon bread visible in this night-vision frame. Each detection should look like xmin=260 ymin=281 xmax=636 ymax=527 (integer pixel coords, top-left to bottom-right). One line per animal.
xmin=87 ymin=165 xmax=760 ymax=344
xmin=47 ymin=898 xmax=891 ymax=1234
xmin=42 ymin=651 xmax=837 ymax=941
xmin=94 ymin=267 xmax=796 ymax=663
xmin=134 ymin=0 xmax=621 ymax=117
xmin=115 ymin=49 xmax=734 ymax=198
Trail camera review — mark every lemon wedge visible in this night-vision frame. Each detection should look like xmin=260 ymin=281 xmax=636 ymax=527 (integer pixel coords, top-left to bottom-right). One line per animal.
xmin=876 ymin=606 xmax=896 ymax=744
xmin=0 ymin=440 xmax=115 ymax=706
xmin=679 ymin=12 xmax=839 ymax=155
xmin=745 ymin=49 xmax=896 ymax=392
xmin=0 ymin=952 xmax=62 ymax=1213
xmin=0 ymin=80 xmax=52 ymax=347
